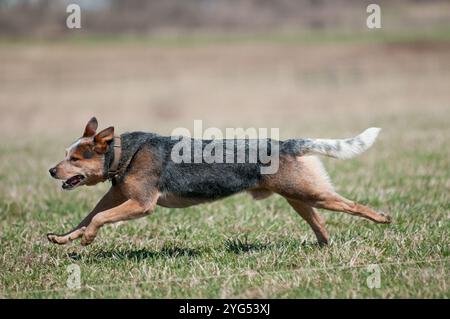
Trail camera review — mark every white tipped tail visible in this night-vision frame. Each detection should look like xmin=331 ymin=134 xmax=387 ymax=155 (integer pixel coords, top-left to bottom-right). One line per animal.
xmin=303 ymin=127 xmax=381 ymax=159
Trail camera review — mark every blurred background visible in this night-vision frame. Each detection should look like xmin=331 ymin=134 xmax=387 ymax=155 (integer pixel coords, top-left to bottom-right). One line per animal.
xmin=1 ymin=1 xmax=449 ymax=298
xmin=0 ymin=0 xmax=449 ymax=138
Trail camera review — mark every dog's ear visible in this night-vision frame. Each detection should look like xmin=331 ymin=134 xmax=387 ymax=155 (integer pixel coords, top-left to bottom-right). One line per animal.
xmin=83 ymin=117 xmax=98 ymax=137
xmin=94 ymin=126 xmax=114 ymax=153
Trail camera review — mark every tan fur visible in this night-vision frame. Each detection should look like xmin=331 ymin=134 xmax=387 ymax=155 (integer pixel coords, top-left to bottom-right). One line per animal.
xmin=49 ymin=151 xmax=390 ymax=246
xmin=261 ymin=155 xmax=334 ymax=202
xmin=256 ymin=154 xmax=390 ymax=243
xmin=47 ymin=185 xmax=127 ymax=244
xmin=81 ymin=196 xmax=159 ymax=246
xmin=48 ymin=119 xmax=391 ymax=247
xmin=55 ymin=137 xmax=105 ymax=186
xmin=287 ymin=199 xmax=329 ymax=245
xmin=247 ymin=188 xmax=274 ymax=200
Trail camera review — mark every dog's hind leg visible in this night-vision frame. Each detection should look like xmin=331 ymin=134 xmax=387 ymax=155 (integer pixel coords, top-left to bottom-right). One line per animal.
xmin=265 ymin=155 xmax=391 ymax=224
xmin=47 ymin=185 xmax=126 ymax=245
xmin=286 ymin=199 xmax=329 ymax=245
xmin=309 ymin=192 xmax=392 ymax=224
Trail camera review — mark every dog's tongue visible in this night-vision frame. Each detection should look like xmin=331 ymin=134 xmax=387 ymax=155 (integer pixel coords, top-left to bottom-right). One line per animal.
xmin=62 ymin=175 xmax=84 ymax=189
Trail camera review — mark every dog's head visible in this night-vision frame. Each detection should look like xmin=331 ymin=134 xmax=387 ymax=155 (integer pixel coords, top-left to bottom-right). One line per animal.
xmin=49 ymin=117 xmax=114 ymax=190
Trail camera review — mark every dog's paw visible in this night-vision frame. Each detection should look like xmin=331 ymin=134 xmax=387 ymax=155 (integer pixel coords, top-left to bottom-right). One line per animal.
xmin=80 ymin=236 xmax=93 ymax=246
xmin=47 ymin=233 xmax=69 ymax=245
xmin=379 ymin=212 xmax=392 ymax=224
xmin=80 ymin=228 xmax=97 ymax=246
xmin=47 ymin=227 xmax=86 ymax=245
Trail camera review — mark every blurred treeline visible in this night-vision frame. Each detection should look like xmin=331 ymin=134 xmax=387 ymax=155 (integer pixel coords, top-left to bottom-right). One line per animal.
xmin=0 ymin=0 xmax=450 ymax=37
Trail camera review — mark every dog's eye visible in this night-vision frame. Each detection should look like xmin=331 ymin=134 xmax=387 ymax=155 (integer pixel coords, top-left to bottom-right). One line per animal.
xmin=70 ymin=157 xmax=80 ymax=162
xmin=83 ymin=150 xmax=93 ymax=159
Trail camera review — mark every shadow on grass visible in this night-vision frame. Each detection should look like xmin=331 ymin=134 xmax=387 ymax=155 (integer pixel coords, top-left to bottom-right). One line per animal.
xmin=67 ymin=237 xmax=325 ymax=261
xmin=224 ymin=236 xmax=326 ymax=254
xmin=224 ymin=236 xmax=269 ymax=254
xmin=68 ymin=246 xmax=200 ymax=262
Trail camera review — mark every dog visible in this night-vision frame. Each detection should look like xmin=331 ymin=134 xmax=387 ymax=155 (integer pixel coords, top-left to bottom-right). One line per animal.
xmin=47 ymin=117 xmax=391 ymax=246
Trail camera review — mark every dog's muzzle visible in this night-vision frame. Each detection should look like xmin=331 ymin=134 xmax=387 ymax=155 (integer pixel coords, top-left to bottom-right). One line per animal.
xmin=49 ymin=167 xmax=57 ymax=178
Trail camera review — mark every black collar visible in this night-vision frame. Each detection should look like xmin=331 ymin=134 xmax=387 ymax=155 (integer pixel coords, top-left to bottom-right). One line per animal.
xmin=106 ymin=136 xmax=121 ymax=180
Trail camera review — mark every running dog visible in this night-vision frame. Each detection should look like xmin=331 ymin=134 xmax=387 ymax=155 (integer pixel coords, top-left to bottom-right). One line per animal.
xmin=47 ymin=117 xmax=391 ymax=246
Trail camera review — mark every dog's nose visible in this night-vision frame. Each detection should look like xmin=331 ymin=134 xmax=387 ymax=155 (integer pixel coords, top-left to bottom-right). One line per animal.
xmin=49 ymin=167 xmax=57 ymax=177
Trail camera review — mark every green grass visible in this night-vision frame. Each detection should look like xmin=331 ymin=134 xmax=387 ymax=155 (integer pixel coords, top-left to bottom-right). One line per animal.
xmin=0 ymin=29 xmax=449 ymax=298
xmin=1 ymin=27 xmax=450 ymax=48
xmin=0 ymin=119 xmax=449 ymax=298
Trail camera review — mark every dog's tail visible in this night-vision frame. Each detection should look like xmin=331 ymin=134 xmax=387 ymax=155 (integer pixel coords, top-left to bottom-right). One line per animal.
xmin=282 ymin=127 xmax=381 ymax=159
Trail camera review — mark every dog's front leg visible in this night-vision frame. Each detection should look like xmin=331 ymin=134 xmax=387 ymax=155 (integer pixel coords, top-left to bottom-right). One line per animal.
xmin=81 ymin=195 xmax=158 ymax=246
xmin=47 ymin=185 xmax=126 ymax=245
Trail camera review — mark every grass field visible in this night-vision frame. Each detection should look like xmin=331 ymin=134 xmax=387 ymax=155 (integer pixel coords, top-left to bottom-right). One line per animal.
xmin=0 ymin=32 xmax=449 ymax=298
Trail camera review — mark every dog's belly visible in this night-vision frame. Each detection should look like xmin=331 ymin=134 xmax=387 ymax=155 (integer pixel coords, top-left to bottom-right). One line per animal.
xmin=157 ymin=192 xmax=214 ymax=208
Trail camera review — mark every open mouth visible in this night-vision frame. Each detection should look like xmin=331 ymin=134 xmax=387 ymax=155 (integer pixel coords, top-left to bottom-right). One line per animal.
xmin=62 ymin=175 xmax=85 ymax=190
